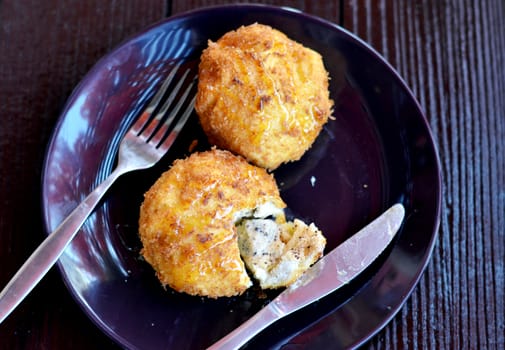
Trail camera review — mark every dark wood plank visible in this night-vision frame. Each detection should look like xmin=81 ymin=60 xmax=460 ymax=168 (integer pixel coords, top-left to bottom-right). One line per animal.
xmin=172 ymin=0 xmax=342 ymax=23
xmin=0 ymin=0 xmax=504 ymax=349
xmin=342 ymin=1 xmax=505 ymax=349
xmin=0 ymin=1 xmax=168 ymax=349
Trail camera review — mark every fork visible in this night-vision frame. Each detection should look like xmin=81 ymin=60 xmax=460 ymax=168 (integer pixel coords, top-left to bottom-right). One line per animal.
xmin=0 ymin=62 xmax=196 ymax=324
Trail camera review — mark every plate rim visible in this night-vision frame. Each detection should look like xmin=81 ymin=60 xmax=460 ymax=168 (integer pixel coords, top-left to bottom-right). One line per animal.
xmin=41 ymin=4 xmax=442 ymax=349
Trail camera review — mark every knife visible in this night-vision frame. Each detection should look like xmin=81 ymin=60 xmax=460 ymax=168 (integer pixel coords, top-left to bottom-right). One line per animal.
xmin=207 ymin=203 xmax=405 ymax=350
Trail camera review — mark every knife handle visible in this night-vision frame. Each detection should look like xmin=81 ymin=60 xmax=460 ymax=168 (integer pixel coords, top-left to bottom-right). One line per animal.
xmin=207 ymin=302 xmax=283 ymax=350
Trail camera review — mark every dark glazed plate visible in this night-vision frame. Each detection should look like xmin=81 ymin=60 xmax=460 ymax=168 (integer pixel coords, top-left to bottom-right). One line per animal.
xmin=41 ymin=4 xmax=441 ymax=350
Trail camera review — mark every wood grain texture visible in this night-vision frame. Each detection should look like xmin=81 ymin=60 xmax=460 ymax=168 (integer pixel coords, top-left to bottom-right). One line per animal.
xmin=0 ymin=1 xmax=167 ymax=349
xmin=172 ymin=0 xmax=342 ymax=23
xmin=342 ymin=0 xmax=505 ymax=349
xmin=0 ymin=0 xmax=503 ymax=349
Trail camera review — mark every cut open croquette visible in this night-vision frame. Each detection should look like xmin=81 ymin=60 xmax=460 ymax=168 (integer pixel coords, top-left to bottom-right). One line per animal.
xmin=138 ymin=149 xmax=326 ymax=298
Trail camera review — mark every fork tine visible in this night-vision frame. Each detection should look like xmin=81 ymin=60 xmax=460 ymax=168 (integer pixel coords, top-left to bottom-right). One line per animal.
xmin=158 ymin=94 xmax=196 ymax=151
xmin=130 ymin=61 xmax=182 ymax=134
xmin=149 ymin=75 xmax=196 ymax=147
xmin=139 ymin=68 xmax=191 ymax=143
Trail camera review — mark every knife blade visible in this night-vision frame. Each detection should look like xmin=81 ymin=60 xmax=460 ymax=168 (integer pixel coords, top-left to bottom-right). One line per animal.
xmin=207 ymin=203 xmax=405 ymax=350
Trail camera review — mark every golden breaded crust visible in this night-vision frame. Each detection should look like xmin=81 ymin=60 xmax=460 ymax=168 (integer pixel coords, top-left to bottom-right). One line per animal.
xmin=138 ymin=149 xmax=286 ymax=298
xmin=195 ymin=23 xmax=333 ymax=170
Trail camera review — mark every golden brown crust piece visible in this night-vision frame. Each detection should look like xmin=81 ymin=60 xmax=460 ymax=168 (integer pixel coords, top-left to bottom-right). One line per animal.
xmin=138 ymin=149 xmax=286 ymax=298
xmin=195 ymin=23 xmax=333 ymax=170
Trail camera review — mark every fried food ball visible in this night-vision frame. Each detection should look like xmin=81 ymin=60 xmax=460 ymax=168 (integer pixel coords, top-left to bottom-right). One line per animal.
xmin=195 ymin=23 xmax=333 ymax=170
xmin=139 ymin=149 xmax=285 ymax=298
xmin=139 ymin=149 xmax=326 ymax=298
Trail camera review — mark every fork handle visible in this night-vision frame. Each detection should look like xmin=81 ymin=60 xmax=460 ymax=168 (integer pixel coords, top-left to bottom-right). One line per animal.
xmin=207 ymin=303 xmax=282 ymax=350
xmin=0 ymin=167 xmax=124 ymax=324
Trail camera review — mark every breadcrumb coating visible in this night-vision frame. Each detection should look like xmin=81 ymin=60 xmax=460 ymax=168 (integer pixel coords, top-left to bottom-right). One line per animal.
xmin=138 ymin=149 xmax=285 ymax=298
xmin=195 ymin=23 xmax=333 ymax=170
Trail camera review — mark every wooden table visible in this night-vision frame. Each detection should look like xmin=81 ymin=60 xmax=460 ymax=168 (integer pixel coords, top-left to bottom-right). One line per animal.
xmin=0 ymin=1 xmax=503 ymax=349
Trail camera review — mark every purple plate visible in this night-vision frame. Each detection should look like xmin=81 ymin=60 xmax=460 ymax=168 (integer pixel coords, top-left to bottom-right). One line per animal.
xmin=42 ymin=4 xmax=441 ymax=350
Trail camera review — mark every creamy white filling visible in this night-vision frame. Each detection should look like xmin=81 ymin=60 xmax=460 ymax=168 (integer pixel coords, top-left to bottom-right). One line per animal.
xmin=236 ymin=209 xmax=325 ymax=289
xmin=232 ymin=201 xmax=285 ymax=224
